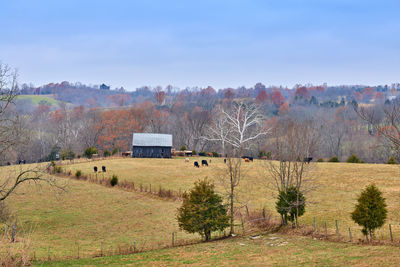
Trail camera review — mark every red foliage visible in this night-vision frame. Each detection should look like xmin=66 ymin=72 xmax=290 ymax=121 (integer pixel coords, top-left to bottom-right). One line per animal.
xmin=155 ymin=91 xmax=166 ymax=105
xmin=255 ymin=90 xmax=270 ymax=103
xmin=224 ymin=88 xmax=235 ymax=100
xmin=294 ymin=86 xmax=311 ymax=99
xmin=271 ymin=90 xmax=286 ymax=107
xmin=362 ymin=87 xmax=375 ymax=101
xmin=354 ymin=92 xmax=363 ymax=101
xmin=278 ymin=102 xmax=290 ymax=115
xmin=375 ymin=92 xmax=384 ymax=102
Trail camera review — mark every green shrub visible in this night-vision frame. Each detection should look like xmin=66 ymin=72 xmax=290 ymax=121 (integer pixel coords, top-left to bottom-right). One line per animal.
xmin=276 ymin=186 xmax=305 ymax=226
xmin=317 ymin=158 xmax=324 ymax=162
xmin=192 ymin=150 xmax=197 ymax=155
xmin=83 ymin=147 xmax=98 ymax=159
xmin=112 ymin=148 xmax=118 ymax=155
xmin=75 ymin=170 xmax=82 ymax=178
xmin=351 ymin=184 xmax=387 ymax=241
xmin=61 ymin=149 xmax=75 ymax=160
xmin=199 ymin=151 xmax=206 ymax=156
xmin=180 ymin=145 xmax=187 ymax=151
xmin=177 ymin=179 xmax=229 ymax=241
xmin=54 ymin=166 xmax=62 ymax=173
xmin=328 ymin=156 xmax=339 ymax=162
xmin=387 ymin=156 xmax=397 ymax=164
xmin=211 ymin=151 xmax=219 ymax=157
xmin=346 ymin=154 xmax=360 ymax=163
xmin=110 ymin=175 xmax=118 ymax=186
xmin=103 ymin=150 xmax=111 ymax=157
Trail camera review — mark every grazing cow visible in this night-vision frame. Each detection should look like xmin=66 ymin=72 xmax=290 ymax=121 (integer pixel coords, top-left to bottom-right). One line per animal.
xmin=102 ymin=166 xmax=106 ymax=172
xmin=201 ymin=160 xmax=208 ymax=166
xmin=23 ymin=160 xmax=26 ymax=164
xmin=248 ymin=157 xmax=253 ymax=162
xmin=245 ymin=158 xmax=250 ymax=163
xmin=304 ymin=157 xmax=313 ymax=164
xmin=94 ymin=166 xmax=98 ymax=172
xmin=194 ymin=161 xmax=200 ymax=168
xmin=224 ymin=158 xmax=226 ymax=163
xmin=184 ymin=158 xmax=189 ymax=163
xmin=7 ymin=162 xmax=10 ymax=165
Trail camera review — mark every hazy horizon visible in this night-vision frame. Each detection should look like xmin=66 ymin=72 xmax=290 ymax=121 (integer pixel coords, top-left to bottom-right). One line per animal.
xmin=2 ymin=0 xmax=400 ymax=90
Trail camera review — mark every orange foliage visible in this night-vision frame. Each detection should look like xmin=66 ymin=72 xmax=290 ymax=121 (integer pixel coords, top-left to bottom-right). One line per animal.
xmin=294 ymin=86 xmax=311 ymax=99
xmin=278 ymin=102 xmax=290 ymax=115
xmin=271 ymin=90 xmax=285 ymax=107
xmin=255 ymin=90 xmax=270 ymax=103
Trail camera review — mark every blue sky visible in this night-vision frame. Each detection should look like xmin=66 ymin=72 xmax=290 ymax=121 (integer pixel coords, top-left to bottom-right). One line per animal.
xmin=1 ymin=0 xmax=400 ymax=90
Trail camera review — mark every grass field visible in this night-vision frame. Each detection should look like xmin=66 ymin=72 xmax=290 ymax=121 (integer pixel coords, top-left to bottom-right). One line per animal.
xmin=0 ymin=164 xmax=199 ymax=260
xmin=2 ymin=157 xmax=400 ymax=264
xmin=64 ymin=157 xmax=400 ymax=238
xmin=37 ymin=233 xmax=400 ymax=266
xmin=17 ymin=95 xmax=62 ymax=106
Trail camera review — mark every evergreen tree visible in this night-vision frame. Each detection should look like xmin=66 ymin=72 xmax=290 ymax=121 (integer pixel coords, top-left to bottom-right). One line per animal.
xmin=177 ymin=179 xmax=229 ymax=241
xmin=276 ymin=186 xmax=306 ymax=226
xmin=351 ymin=184 xmax=387 ymax=241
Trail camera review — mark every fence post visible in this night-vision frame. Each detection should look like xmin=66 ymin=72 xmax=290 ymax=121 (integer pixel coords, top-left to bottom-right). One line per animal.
xmin=77 ymin=242 xmax=80 ymax=259
xmin=48 ymin=247 xmax=51 ymax=261
xmin=11 ymin=221 xmax=16 ymax=243
xmin=313 ymin=217 xmax=316 ymax=232
xmin=390 ymin=224 xmax=393 ymax=242
xmin=348 ymin=227 xmax=352 ymax=242
xmin=134 ymin=241 xmax=136 ymax=252
xmin=324 ymin=222 xmax=327 ymax=238
xmin=101 ymin=241 xmax=103 ymax=257
xmin=262 ymin=207 xmax=266 ymax=219
xmin=172 ymin=232 xmax=175 ymax=247
xmin=241 ymin=216 xmax=245 ymax=234
xmin=335 ymin=220 xmax=339 ymax=236
xmin=150 ymin=184 xmax=152 ymax=193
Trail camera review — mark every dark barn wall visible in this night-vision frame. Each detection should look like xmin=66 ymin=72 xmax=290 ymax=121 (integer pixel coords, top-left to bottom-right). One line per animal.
xmin=132 ymin=146 xmax=172 ymax=158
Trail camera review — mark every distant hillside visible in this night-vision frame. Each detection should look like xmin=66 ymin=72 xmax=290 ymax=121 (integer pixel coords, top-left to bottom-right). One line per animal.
xmin=17 ymin=94 xmax=61 ymax=106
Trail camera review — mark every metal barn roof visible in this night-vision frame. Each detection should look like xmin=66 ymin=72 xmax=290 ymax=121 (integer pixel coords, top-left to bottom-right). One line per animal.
xmin=132 ymin=133 xmax=172 ymax=147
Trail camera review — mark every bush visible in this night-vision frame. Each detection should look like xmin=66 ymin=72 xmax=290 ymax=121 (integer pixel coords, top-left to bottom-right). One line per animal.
xmin=199 ymin=151 xmax=207 ymax=156
xmin=346 ymin=154 xmax=360 ymax=163
xmin=180 ymin=145 xmax=187 ymax=151
xmin=54 ymin=166 xmax=62 ymax=173
xmin=110 ymin=175 xmax=118 ymax=186
xmin=83 ymin=147 xmax=98 ymax=159
xmin=351 ymin=184 xmax=387 ymax=241
xmin=317 ymin=158 xmax=324 ymax=162
xmin=276 ymin=186 xmax=305 ymax=226
xmin=103 ymin=150 xmax=111 ymax=157
xmin=387 ymin=156 xmax=397 ymax=164
xmin=112 ymin=148 xmax=118 ymax=155
xmin=211 ymin=151 xmax=219 ymax=157
xmin=75 ymin=170 xmax=82 ymax=178
xmin=61 ymin=149 xmax=75 ymax=160
xmin=192 ymin=150 xmax=197 ymax=155
xmin=177 ymin=179 xmax=229 ymax=241
xmin=328 ymin=156 xmax=339 ymax=162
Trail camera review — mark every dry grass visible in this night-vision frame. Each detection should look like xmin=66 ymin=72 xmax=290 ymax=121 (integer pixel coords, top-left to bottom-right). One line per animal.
xmin=64 ymin=157 xmax=400 ymax=240
xmin=39 ymin=233 xmax=400 ymax=266
xmin=0 ymin=164 xmax=200 ymax=261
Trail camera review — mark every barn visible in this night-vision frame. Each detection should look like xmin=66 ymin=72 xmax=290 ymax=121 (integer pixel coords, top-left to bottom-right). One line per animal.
xmin=132 ymin=133 xmax=172 ymax=158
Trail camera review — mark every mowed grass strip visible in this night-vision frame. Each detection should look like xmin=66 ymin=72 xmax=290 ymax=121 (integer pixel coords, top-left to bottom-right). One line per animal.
xmin=65 ymin=157 xmax=400 ymax=238
xmin=1 ymin=165 xmax=199 ymax=260
xmin=37 ymin=233 xmax=400 ymax=266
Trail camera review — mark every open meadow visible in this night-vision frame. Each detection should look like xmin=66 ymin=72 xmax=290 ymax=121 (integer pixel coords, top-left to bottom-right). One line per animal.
xmin=39 ymin=233 xmax=400 ymax=267
xmin=1 ymin=157 xmax=400 ymax=264
xmin=64 ymin=157 xmax=400 ymax=238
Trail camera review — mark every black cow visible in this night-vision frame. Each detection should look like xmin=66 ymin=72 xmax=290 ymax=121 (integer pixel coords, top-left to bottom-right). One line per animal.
xmin=194 ymin=161 xmax=200 ymax=168
xmin=304 ymin=157 xmax=313 ymax=164
xmin=7 ymin=162 xmax=10 ymax=165
xmin=94 ymin=166 xmax=98 ymax=172
xmin=102 ymin=166 xmax=106 ymax=172
xmin=23 ymin=160 xmax=26 ymax=164
xmin=224 ymin=158 xmax=226 ymax=163
xmin=201 ymin=160 xmax=208 ymax=166
xmin=248 ymin=157 xmax=253 ymax=162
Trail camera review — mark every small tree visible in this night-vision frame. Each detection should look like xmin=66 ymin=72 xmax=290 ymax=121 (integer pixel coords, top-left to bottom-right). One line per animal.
xmin=276 ymin=186 xmax=306 ymax=226
xmin=346 ymin=154 xmax=360 ymax=163
xmin=328 ymin=156 xmax=339 ymax=162
xmin=351 ymin=184 xmax=387 ymax=241
xmin=387 ymin=156 xmax=397 ymax=164
xmin=180 ymin=145 xmax=187 ymax=151
xmin=103 ymin=150 xmax=111 ymax=157
xmin=177 ymin=179 xmax=229 ymax=241
xmin=110 ymin=175 xmax=118 ymax=186
xmin=83 ymin=147 xmax=98 ymax=158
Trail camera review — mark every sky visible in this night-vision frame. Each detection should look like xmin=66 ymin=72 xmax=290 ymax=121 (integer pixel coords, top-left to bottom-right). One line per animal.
xmin=1 ymin=0 xmax=400 ymax=90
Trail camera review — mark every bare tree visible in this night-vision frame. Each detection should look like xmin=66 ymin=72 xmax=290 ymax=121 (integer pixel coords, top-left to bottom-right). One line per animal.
xmin=354 ymin=102 xmax=400 ymax=160
xmin=264 ymin=119 xmax=320 ymax=226
xmin=0 ymin=63 xmax=65 ymax=206
xmin=204 ymin=101 xmax=269 ymax=234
